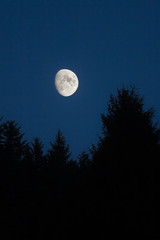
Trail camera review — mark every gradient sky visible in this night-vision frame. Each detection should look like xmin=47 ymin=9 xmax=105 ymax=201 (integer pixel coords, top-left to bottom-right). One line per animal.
xmin=0 ymin=0 xmax=160 ymax=159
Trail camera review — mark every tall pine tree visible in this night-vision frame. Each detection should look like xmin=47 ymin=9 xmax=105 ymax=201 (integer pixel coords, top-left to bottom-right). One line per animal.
xmin=31 ymin=137 xmax=45 ymax=173
xmin=47 ymin=130 xmax=71 ymax=175
xmin=2 ymin=120 xmax=26 ymax=165
xmin=91 ymin=86 xmax=160 ymax=236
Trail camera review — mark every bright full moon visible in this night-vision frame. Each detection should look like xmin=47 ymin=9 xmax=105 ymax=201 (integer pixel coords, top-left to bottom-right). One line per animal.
xmin=55 ymin=69 xmax=79 ymax=97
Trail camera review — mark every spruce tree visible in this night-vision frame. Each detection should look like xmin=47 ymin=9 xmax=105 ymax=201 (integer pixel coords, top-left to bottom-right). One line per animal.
xmin=31 ymin=137 xmax=45 ymax=172
xmin=92 ymin=86 xmax=160 ymax=173
xmin=2 ymin=120 xmax=26 ymax=164
xmin=91 ymin=86 xmax=160 ymax=236
xmin=78 ymin=151 xmax=91 ymax=170
xmin=0 ymin=117 xmax=4 ymax=158
xmin=47 ymin=130 xmax=71 ymax=174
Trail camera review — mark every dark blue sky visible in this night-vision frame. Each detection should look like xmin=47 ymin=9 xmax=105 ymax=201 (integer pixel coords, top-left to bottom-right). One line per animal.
xmin=0 ymin=0 xmax=160 ymax=159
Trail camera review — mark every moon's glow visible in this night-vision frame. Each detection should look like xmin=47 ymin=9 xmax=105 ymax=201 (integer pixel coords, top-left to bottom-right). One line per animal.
xmin=55 ymin=69 xmax=79 ymax=97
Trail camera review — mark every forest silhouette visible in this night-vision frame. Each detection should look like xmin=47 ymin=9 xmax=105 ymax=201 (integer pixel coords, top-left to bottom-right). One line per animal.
xmin=0 ymin=86 xmax=160 ymax=239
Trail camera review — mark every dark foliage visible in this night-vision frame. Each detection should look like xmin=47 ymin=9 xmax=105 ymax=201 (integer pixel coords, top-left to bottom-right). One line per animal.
xmin=47 ymin=130 xmax=71 ymax=172
xmin=31 ymin=137 xmax=46 ymax=173
xmin=2 ymin=120 xmax=27 ymax=162
xmin=0 ymin=86 xmax=160 ymax=239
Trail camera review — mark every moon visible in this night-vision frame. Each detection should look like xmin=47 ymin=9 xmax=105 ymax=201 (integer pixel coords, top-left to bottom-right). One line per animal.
xmin=55 ymin=69 xmax=79 ymax=97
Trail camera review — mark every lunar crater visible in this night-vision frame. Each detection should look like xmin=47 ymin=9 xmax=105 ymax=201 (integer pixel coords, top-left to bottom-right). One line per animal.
xmin=55 ymin=69 xmax=79 ymax=97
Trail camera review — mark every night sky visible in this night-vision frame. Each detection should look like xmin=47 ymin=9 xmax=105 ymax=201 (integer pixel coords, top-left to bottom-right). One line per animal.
xmin=0 ymin=0 xmax=160 ymax=159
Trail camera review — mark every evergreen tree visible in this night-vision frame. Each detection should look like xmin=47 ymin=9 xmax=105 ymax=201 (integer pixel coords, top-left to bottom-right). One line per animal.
xmin=2 ymin=120 xmax=26 ymax=164
xmin=47 ymin=130 xmax=71 ymax=174
xmin=22 ymin=143 xmax=34 ymax=175
xmin=92 ymin=87 xmax=160 ymax=173
xmin=91 ymin=86 xmax=160 ymax=236
xmin=0 ymin=117 xmax=3 ymax=145
xmin=0 ymin=118 xmax=5 ymax=182
xmin=78 ymin=151 xmax=91 ymax=170
xmin=23 ymin=143 xmax=33 ymax=163
xmin=31 ymin=137 xmax=45 ymax=172
xmin=0 ymin=117 xmax=4 ymax=159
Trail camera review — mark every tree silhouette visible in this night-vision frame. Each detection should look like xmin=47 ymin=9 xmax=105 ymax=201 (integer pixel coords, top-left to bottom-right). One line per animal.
xmin=2 ymin=120 xmax=27 ymax=166
xmin=0 ymin=87 xmax=160 ymax=238
xmin=92 ymin=87 xmax=160 ymax=172
xmin=91 ymin=86 xmax=160 ymax=236
xmin=78 ymin=151 xmax=91 ymax=170
xmin=23 ymin=143 xmax=33 ymax=163
xmin=31 ymin=137 xmax=45 ymax=173
xmin=22 ymin=143 xmax=34 ymax=177
xmin=0 ymin=117 xmax=4 ymax=146
xmin=47 ymin=130 xmax=71 ymax=174
xmin=0 ymin=118 xmax=4 ymax=165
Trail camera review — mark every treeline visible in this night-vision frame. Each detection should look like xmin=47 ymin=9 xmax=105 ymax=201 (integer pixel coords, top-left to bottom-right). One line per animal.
xmin=0 ymin=87 xmax=160 ymax=239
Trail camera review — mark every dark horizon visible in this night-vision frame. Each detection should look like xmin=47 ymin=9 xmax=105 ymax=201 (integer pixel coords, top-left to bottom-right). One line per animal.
xmin=0 ymin=86 xmax=160 ymax=239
